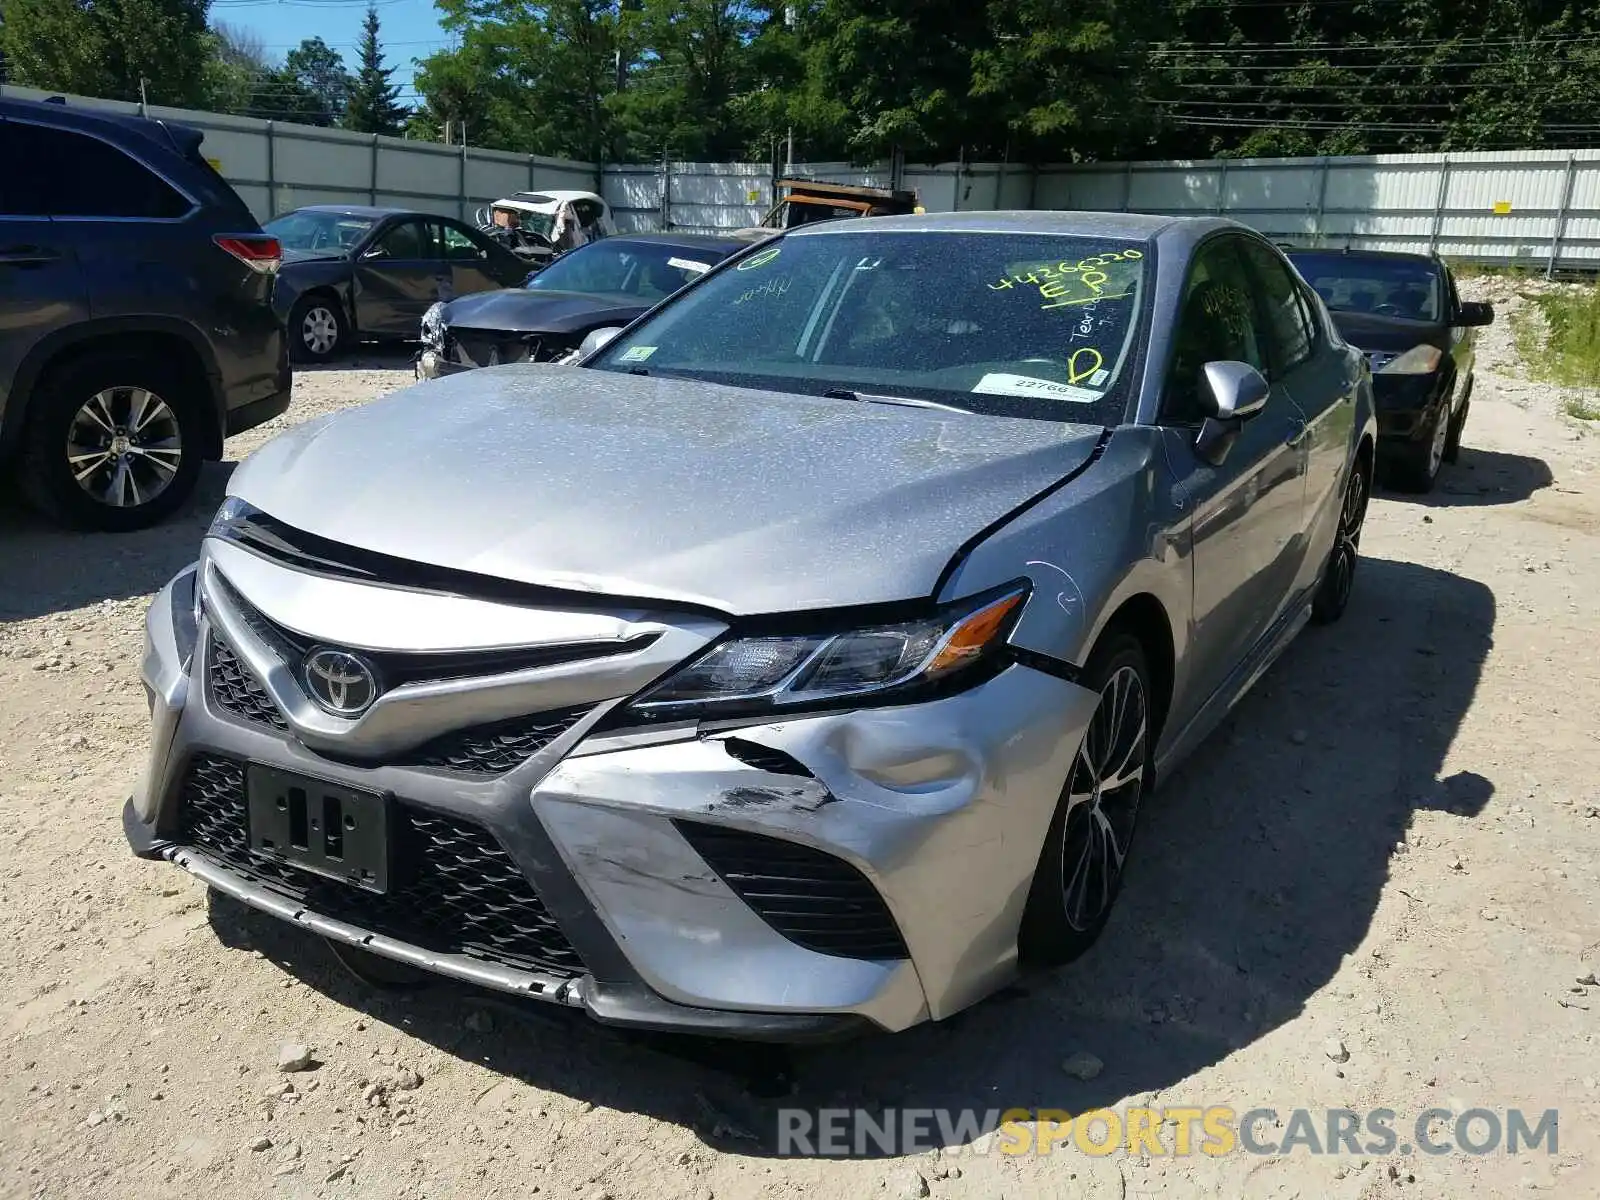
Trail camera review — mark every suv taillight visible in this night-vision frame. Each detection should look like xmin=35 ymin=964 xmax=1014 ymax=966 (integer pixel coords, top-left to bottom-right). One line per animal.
xmin=214 ymin=234 xmax=281 ymax=275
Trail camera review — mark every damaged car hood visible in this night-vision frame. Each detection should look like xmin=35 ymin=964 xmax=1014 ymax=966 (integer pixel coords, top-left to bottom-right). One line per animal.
xmin=442 ymin=287 xmax=642 ymax=334
xmin=228 ymin=366 xmax=1105 ymax=615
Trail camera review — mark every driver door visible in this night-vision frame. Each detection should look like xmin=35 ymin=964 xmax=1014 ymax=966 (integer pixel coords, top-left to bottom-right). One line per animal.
xmin=353 ymin=218 xmax=447 ymax=336
xmin=1162 ymin=234 xmax=1309 ymax=709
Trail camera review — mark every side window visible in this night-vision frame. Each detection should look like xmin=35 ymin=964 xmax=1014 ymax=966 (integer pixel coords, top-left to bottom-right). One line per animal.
xmin=1238 ymin=240 xmax=1316 ymax=376
xmin=1 ymin=120 xmax=189 ymax=219
xmin=370 ymin=220 xmax=428 ymax=260
xmin=1445 ymin=268 xmax=1462 ymax=324
xmin=437 ymin=221 xmax=485 ymax=261
xmin=573 ymin=199 xmax=604 ymax=229
xmin=1163 ymin=237 xmax=1268 ymax=425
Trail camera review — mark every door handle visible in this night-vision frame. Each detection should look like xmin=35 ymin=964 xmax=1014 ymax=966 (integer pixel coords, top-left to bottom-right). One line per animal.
xmin=0 ymin=245 xmax=62 ymax=266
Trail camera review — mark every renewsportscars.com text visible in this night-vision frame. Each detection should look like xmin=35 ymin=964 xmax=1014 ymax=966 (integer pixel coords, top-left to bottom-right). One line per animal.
xmin=775 ymin=1106 xmax=1559 ymax=1159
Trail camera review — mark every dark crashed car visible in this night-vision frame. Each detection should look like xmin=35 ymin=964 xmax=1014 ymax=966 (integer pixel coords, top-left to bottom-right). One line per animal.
xmin=1287 ymin=248 xmax=1492 ymax=492
xmin=268 ymin=206 xmax=531 ymax=363
xmin=416 ymin=232 xmax=754 ymax=377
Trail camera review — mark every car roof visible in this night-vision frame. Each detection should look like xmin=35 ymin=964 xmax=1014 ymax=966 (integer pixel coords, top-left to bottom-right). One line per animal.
xmin=287 ymin=205 xmax=427 ymax=219
xmin=607 ymin=231 xmax=750 ymax=254
xmin=782 ymin=208 xmax=1236 ymax=243
xmin=0 ymin=94 xmax=200 ymax=157
xmin=1286 ymin=246 xmax=1440 ymax=266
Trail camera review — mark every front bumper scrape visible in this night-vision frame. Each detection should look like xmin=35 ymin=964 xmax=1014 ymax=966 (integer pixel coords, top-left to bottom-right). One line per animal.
xmin=535 ymin=664 xmax=1099 ymax=1027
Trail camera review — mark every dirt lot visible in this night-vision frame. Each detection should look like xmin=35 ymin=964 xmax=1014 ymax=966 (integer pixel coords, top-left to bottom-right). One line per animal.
xmin=2 ymin=297 xmax=1598 ymax=1200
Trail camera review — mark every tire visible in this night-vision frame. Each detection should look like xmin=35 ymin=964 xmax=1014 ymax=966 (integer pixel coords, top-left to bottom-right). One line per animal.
xmin=1392 ymin=403 xmax=1449 ymax=494
xmin=1018 ymin=631 xmax=1152 ymax=967
xmin=1312 ymin=457 xmax=1370 ymax=625
xmin=289 ymin=293 xmax=347 ymax=363
xmin=1443 ymin=398 xmax=1469 ymax=464
xmin=19 ymin=352 xmax=206 ymax=532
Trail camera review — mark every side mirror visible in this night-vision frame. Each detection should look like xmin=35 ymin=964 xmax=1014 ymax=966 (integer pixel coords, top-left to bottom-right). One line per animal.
xmin=1195 ymin=360 xmax=1270 ymax=466
xmin=576 ymin=326 xmax=623 ymax=359
xmin=1457 ymin=300 xmax=1494 ymax=327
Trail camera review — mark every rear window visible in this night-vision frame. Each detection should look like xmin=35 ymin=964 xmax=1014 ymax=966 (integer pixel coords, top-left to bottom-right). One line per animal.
xmin=1288 ymin=252 xmax=1443 ymax=323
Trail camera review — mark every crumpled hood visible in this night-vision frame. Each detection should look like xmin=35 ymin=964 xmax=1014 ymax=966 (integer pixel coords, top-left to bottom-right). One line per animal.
xmin=229 ymin=366 xmax=1105 ymax=615
xmin=441 ymin=288 xmax=642 ymax=335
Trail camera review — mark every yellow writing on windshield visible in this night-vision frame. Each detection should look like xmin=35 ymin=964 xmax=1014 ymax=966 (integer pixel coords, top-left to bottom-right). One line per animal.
xmin=990 ymin=249 xmax=1143 ymax=311
xmin=1067 ymin=347 xmax=1104 ymax=385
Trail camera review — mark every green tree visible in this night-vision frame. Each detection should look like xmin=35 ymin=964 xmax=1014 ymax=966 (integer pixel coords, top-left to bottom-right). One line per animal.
xmin=345 ymin=2 xmax=408 ymax=134
xmin=203 ymin=23 xmax=327 ymax=124
xmin=1 ymin=0 xmax=210 ymax=107
xmin=285 ymin=37 xmax=353 ymax=126
xmin=416 ymin=0 xmax=625 ymax=159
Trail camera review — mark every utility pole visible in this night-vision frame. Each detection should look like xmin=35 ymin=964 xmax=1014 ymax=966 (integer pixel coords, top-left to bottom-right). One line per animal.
xmin=139 ymin=77 xmax=149 ymax=116
xmin=785 ymin=126 xmax=793 ymax=173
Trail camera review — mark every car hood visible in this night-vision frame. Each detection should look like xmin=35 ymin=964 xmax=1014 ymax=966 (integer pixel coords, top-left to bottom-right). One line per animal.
xmin=442 ymin=288 xmax=643 ymax=334
xmin=228 ymin=366 xmax=1105 ymax=615
xmin=1325 ymin=310 xmax=1449 ymax=354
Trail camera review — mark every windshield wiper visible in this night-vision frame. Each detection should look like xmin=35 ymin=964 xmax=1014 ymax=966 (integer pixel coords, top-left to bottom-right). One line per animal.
xmin=822 ymin=387 xmax=970 ymax=413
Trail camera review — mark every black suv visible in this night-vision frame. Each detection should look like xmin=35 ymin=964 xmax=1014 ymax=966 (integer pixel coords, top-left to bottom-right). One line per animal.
xmin=0 ymin=97 xmax=289 ymax=531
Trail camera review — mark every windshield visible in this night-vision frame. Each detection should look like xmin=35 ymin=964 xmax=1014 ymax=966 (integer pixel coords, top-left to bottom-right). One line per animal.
xmin=264 ymin=210 xmax=376 ymax=254
xmin=590 ymin=231 xmax=1151 ymax=424
xmin=1288 ymin=252 xmax=1443 ymax=322
xmin=497 ymin=205 xmax=555 ymax=239
xmin=530 ymin=239 xmax=726 ymax=300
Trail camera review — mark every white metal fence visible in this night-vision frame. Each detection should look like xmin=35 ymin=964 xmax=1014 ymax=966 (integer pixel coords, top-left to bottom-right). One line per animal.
xmin=7 ymin=82 xmax=1600 ymax=270
xmin=0 ymin=83 xmax=599 ymax=223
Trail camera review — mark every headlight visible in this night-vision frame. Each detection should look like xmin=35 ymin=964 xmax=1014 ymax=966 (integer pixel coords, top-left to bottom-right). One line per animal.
xmin=629 ymin=584 xmax=1028 ymax=719
xmin=420 ymin=301 xmax=447 ymax=351
xmin=1378 ymin=344 xmax=1443 ymax=375
xmin=207 ymin=495 xmax=255 ymax=539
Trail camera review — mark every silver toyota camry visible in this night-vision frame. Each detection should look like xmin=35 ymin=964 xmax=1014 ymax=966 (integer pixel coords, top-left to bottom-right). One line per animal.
xmin=127 ymin=212 xmax=1376 ymax=1040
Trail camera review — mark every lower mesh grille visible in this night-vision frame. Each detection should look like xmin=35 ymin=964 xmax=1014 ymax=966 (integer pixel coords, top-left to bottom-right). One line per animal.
xmin=178 ymin=754 xmax=585 ymax=977
xmin=209 ymin=638 xmax=288 ymax=730
xmin=394 ymin=707 xmax=590 ymax=775
xmin=673 ymin=820 xmax=908 ymax=960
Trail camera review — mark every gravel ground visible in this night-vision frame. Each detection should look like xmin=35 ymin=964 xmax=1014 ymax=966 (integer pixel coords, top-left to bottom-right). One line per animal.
xmin=1 ymin=299 xmax=1598 ymax=1200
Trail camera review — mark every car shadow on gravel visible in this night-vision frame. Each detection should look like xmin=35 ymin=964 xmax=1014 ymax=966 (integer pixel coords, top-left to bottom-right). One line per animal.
xmin=203 ymin=553 xmax=1495 ymax=1160
xmin=1380 ymin=445 xmax=1553 ymax=507
xmin=0 ymin=462 xmax=234 ymax=622
xmin=295 ymin=347 xmax=419 ymax=373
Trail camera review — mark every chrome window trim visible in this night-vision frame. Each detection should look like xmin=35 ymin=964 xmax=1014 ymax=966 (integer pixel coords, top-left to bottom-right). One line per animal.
xmin=4 ymin=115 xmax=201 ymax=223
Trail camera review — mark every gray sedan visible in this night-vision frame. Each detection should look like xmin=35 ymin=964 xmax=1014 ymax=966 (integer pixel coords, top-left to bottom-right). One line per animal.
xmin=126 ymin=211 xmax=1376 ymax=1040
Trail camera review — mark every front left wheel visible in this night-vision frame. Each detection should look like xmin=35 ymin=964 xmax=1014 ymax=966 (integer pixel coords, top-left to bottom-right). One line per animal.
xmin=1018 ymin=632 xmax=1151 ymax=967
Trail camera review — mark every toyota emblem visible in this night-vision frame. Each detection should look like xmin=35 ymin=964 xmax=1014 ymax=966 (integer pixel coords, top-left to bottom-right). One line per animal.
xmin=302 ymin=648 xmax=380 ymax=717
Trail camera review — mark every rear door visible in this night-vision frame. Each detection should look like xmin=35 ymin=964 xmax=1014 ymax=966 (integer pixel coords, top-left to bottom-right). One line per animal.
xmin=0 ymin=120 xmax=90 ymax=422
xmin=353 ymin=218 xmax=446 ymax=336
xmin=1161 ymin=233 xmax=1309 ymax=707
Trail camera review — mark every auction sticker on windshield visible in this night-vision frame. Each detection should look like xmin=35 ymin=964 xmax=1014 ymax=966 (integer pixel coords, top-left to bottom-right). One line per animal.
xmin=973 ymin=373 xmax=1100 ymax=403
xmin=668 ymin=257 xmax=712 ymax=274
xmin=618 ymin=345 xmax=657 ymax=363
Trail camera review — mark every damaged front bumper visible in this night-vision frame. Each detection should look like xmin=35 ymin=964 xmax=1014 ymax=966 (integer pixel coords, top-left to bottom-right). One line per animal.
xmin=127 ymin=559 xmax=1098 ymax=1039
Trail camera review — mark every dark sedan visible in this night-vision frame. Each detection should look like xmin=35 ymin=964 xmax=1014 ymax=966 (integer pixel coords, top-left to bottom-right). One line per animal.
xmin=416 ymin=231 xmax=755 ymax=378
xmin=267 ymin=206 xmax=531 ymax=362
xmin=1286 ymin=248 xmax=1492 ymax=493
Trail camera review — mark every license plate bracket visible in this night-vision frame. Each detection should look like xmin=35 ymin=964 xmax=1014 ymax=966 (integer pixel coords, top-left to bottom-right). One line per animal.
xmin=246 ymin=764 xmax=391 ymax=894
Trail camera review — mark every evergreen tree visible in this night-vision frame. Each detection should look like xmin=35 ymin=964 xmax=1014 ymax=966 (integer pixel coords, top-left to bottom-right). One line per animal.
xmin=344 ymin=3 xmax=408 ymax=134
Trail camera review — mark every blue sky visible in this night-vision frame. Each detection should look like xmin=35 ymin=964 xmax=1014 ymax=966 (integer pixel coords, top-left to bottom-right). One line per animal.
xmin=211 ymin=0 xmax=450 ymax=102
